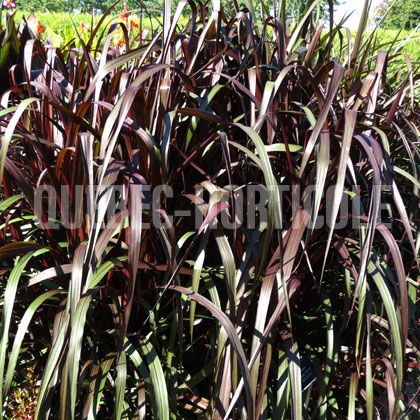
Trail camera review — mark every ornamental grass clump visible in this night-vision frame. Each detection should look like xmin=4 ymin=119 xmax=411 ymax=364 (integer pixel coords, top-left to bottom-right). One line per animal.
xmin=0 ymin=0 xmax=419 ymax=418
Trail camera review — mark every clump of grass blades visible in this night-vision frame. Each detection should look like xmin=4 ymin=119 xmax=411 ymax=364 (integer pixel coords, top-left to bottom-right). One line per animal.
xmin=0 ymin=0 xmax=419 ymax=419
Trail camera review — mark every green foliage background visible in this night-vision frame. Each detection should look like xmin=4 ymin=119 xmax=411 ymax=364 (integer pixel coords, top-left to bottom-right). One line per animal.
xmin=376 ymin=0 xmax=420 ymax=30
xmin=14 ymin=0 xmax=145 ymax=13
xmin=12 ymin=9 xmax=420 ymax=64
xmin=13 ymin=0 xmax=340 ymax=15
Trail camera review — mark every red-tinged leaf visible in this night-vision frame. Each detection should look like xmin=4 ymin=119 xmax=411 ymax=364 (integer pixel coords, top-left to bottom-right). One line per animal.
xmin=360 ymin=217 xmax=408 ymax=350
xmin=190 ymin=229 xmax=211 ymax=341
xmin=382 ymin=167 xmax=419 ymax=273
xmin=348 ymin=372 xmax=359 ymax=420
xmin=0 ymin=97 xmax=39 ymax=183
xmin=284 ymin=335 xmax=302 ymax=420
xmin=250 ymin=251 xmax=277 ymax=399
xmin=347 ymin=0 xmax=370 ymax=78
xmin=299 ymin=62 xmax=344 ymax=176
xmin=321 ymin=109 xmax=357 ymax=281
xmin=385 ymin=79 xmax=409 ymax=125
xmin=279 ymin=209 xmax=308 ymax=327
xmin=309 ymin=130 xmax=330 ymax=238
xmin=84 ymin=51 xmax=165 ymax=101
xmin=177 ymin=108 xmax=227 ymax=127
xmin=69 ymin=244 xmax=87 ymax=320
xmin=86 ymin=0 xmax=122 ymax=50
xmin=198 ymin=201 xmax=229 ymax=234
xmin=224 ymin=276 xmax=301 ymax=420
xmin=215 ymin=348 xmax=232 ymax=420
xmin=93 ymin=209 xmax=129 ymax=270
xmin=353 ymin=134 xmax=382 ymax=296
xmin=18 ymin=264 xmax=73 ymax=290
xmin=304 ymin=19 xmax=325 ymax=67
xmin=161 ymin=0 xmax=189 ymax=64
xmin=167 ymin=286 xmax=254 ymax=419
xmin=203 ymin=70 xmax=261 ymax=106
xmin=352 ymin=71 xmax=377 ymax=112
xmin=0 ymin=241 xmax=46 ymax=258
xmin=382 ymin=358 xmax=397 ymax=420
xmin=366 ymin=50 xmax=388 ymax=117
xmin=123 ymin=183 xmax=143 ymax=340
xmin=287 ymin=0 xmax=322 ymax=54
xmin=186 ymin=12 xmax=216 ymax=75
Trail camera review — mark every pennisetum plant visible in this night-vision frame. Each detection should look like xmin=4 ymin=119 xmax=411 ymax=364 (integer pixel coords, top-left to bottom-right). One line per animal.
xmin=0 ymin=0 xmax=418 ymax=418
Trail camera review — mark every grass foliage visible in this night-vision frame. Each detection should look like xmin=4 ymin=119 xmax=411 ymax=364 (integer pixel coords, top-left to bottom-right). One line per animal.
xmin=0 ymin=0 xmax=419 ymax=418
xmin=10 ymin=8 xmax=420 ymax=59
xmin=12 ymin=10 xmax=167 ymax=47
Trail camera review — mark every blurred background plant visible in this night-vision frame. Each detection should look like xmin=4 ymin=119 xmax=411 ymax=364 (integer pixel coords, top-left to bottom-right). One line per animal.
xmin=374 ymin=0 xmax=420 ymax=31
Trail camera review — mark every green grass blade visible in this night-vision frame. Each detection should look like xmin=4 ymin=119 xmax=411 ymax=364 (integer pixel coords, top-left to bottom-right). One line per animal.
xmin=0 ymin=248 xmax=49 ymax=409
xmin=114 ymin=351 xmax=127 ymax=420
xmin=138 ymin=334 xmax=169 ymax=420
xmin=4 ymin=290 xmax=61 ymax=397
xmin=0 ymin=98 xmax=38 ymax=185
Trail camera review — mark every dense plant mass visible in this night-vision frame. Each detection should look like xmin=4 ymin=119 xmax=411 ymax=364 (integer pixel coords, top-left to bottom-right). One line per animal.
xmin=0 ymin=0 xmax=419 ymax=419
